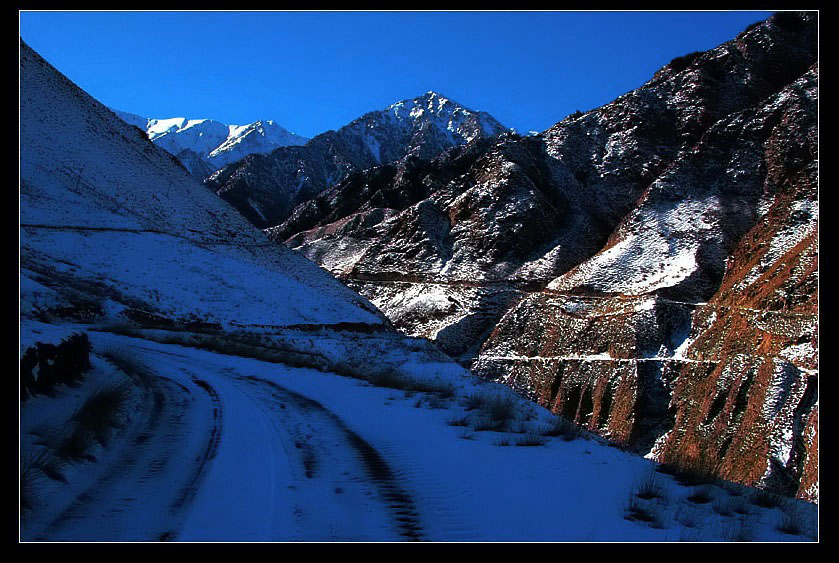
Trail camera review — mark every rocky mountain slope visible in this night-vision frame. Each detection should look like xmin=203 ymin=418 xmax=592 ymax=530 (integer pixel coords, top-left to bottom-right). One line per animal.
xmin=205 ymin=91 xmax=508 ymax=228
xmin=272 ymin=12 xmax=818 ymax=500
xmin=112 ymin=109 xmax=308 ymax=178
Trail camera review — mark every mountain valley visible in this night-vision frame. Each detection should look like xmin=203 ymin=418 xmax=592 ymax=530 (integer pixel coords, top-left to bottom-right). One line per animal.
xmin=19 ymin=10 xmax=819 ymax=543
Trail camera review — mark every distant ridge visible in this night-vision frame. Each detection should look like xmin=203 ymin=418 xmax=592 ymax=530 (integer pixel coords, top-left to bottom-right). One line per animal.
xmin=111 ymin=108 xmax=308 ymax=178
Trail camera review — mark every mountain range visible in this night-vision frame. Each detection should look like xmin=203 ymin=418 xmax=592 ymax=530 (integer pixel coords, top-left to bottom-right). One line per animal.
xmin=18 ymin=10 xmax=818 ymax=543
xmin=112 ymin=109 xmax=308 ymax=178
xmin=205 ymin=91 xmax=509 ymax=228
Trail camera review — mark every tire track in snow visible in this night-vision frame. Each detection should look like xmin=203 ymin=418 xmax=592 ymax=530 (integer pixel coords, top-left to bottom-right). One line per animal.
xmin=167 ymin=375 xmax=223 ymax=516
xmin=367 ymin=440 xmax=481 ymax=541
xmin=233 ymin=375 xmax=425 ymax=541
xmin=33 ymin=337 xmax=425 ymax=541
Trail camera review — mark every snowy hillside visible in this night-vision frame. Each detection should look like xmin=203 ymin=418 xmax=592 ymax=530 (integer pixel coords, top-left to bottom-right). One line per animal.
xmin=21 ymin=41 xmax=381 ymax=332
xmin=111 ymin=108 xmax=308 ymax=177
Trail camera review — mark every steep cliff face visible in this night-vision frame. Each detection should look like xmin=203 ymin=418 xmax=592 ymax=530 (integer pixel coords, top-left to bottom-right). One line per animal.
xmin=646 ymin=85 xmax=818 ymax=500
xmin=206 ymin=92 xmax=507 ymax=229
xmin=477 ymin=18 xmax=818 ymax=499
xmin=275 ymin=12 xmax=818 ymax=499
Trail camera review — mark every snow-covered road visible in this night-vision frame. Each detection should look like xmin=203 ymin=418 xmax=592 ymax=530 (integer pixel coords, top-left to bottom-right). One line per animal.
xmin=22 ymin=329 xmax=818 ymax=542
xmin=30 ymin=336 xmax=427 ymax=541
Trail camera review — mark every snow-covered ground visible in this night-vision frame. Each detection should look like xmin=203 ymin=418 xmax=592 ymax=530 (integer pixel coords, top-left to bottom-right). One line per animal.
xmin=20 ymin=41 xmax=381 ymax=330
xmin=21 ymin=321 xmax=818 ymax=542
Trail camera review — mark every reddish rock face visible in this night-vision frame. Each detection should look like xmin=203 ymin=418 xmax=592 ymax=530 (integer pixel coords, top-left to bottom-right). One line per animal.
xmin=275 ymin=13 xmax=818 ymax=500
xmin=483 ymin=57 xmax=817 ymax=499
xmin=476 ymin=54 xmax=817 ymax=499
xmin=647 ymin=145 xmax=818 ymax=499
xmin=473 ymin=294 xmax=692 ymax=452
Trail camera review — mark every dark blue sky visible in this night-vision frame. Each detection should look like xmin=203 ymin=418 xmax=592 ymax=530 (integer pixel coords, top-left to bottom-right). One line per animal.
xmin=20 ymin=11 xmax=772 ymax=137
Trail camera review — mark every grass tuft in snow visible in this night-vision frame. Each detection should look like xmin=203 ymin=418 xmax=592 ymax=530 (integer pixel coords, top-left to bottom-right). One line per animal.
xmin=486 ymin=395 xmax=516 ymax=424
xmin=446 ymin=414 xmax=470 ymax=427
xmin=515 ymin=433 xmax=548 ymax=447
xmin=624 ymin=494 xmax=664 ymax=526
xmin=463 ymin=392 xmax=518 ymax=431
xmin=72 ymin=381 xmax=132 ymax=447
xmin=463 ymin=393 xmax=488 ymax=411
xmin=686 ymin=485 xmax=715 ymax=505
xmin=539 ymin=416 xmax=582 ymax=441
xmin=649 ymin=511 xmax=671 ymax=530
xmin=424 ymin=396 xmax=449 ymax=409
xmin=633 ymin=470 xmax=667 ymax=501
xmin=625 ymin=472 xmax=673 ymax=530
xmin=434 ymin=383 xmax=456 ymax=399
xmin=749 ymin=488 xmax=783 ymax=509
xmin=492 ymin=437 xmax=511 ymax=447
xmin=472 ymin=416 xmax=504 ymax=432
xmin=656 ymin=454 xmax=716 ymax=487
xmin=367 ymin=369 xmax=413 ymax=390
xmin=674 ymin=505 xmax=705 ymax=529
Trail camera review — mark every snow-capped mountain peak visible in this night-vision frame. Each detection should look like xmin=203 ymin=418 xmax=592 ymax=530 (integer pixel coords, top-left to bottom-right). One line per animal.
xmin=385 ymin=91 xmax=503 ymax=140
xmin=388 ymin=91 xmax=450 ymax=116
xmin=111 ymin=109 xmax=309 ymax=177
xmin=206 ymin=91 xmax=509 ymax=229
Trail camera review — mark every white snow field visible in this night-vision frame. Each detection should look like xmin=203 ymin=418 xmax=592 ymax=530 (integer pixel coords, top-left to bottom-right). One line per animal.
xmin=19 ymin=42 xmax=816 ymax=542
xmin=21 ymin=323 xmax=817 ymax=542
